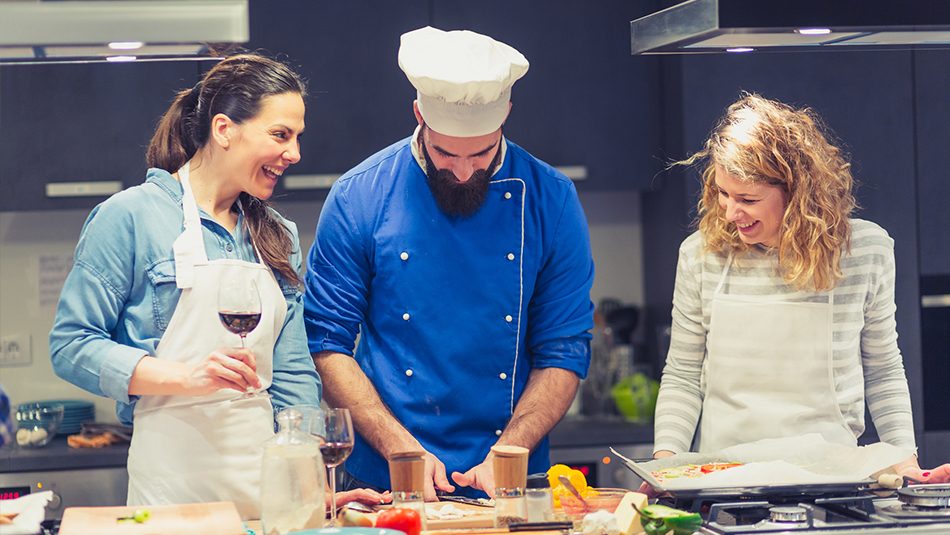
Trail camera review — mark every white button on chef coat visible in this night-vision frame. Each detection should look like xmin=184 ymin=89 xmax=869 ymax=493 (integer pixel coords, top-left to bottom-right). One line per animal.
xmin=506 ymin=253 xmax=515 ymax=261
xmin=403 ymin=313 xmax=411 ymax=321
xmin=405 ymin=369 xmax=414 ymax=377
xmin=495 ymin=429 xmax=503 ymax=436
xmin=505 ymin=315 xmax=513 ymax=323
xmin=499 ymin=372 xmax=507 ymax=380
xmin=400 ymin=251 xmax=409 ymax=261
xmin=504 ymin=192 xmax=512 ymax=200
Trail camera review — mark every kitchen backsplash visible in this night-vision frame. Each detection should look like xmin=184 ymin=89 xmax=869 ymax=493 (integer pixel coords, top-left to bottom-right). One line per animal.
xmin=0 ymin=189 xmax=644 ymax=422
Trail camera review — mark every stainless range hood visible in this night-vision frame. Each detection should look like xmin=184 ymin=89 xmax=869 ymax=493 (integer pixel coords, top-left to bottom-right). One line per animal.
xmin=0 ymin=0 xmax=248 ymax=64
xmin=631 ymin=0 xmax=950 ymax=55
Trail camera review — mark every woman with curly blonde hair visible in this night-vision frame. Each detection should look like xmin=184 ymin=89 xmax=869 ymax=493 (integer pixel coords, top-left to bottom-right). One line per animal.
xmin=651 ymin=93 xmax=949 ymax=483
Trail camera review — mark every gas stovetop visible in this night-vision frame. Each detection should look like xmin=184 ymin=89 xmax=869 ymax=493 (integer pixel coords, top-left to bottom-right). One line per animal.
xmin=669 ymin=484 xmax=950 ymax=534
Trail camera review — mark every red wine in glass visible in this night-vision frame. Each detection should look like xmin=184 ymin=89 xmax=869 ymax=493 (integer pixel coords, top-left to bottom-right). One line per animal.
xmin=217 ymin=277 xmax=267 ymax=401
xmin=323 ymin=408 xmax=354 ymax=526
xmin=218 ymin=312 xmax=262 ymax=339
xmin=319 ymin=441 xmax=354 ymax=468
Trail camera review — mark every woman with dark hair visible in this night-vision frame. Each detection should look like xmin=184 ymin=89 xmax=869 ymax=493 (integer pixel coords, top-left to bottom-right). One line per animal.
xmin=652 ymin=93 xmax=949 ymax=483
xmin=50 ymin=54 xmax=388 ymax=516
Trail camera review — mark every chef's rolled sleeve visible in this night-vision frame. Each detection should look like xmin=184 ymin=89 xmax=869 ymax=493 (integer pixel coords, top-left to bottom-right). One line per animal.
xmin=526 ymin=183 xmax=594 ymax=379
xmin=304 ymin=179 xmax=371 ymax=357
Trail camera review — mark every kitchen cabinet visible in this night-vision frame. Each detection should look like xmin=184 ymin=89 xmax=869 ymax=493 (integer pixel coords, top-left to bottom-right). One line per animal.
xmin=246 ymin=0 xmax=427 ymax=203
xmin=0 ymin=61 xmax=202 ymax=212
xmin=430 ymin=0 xmax=664 ymax=191
xmin=913 ymin=50 xmax=950 ymax=276
xmin=2 ymin=0 xmax=666 ymax=210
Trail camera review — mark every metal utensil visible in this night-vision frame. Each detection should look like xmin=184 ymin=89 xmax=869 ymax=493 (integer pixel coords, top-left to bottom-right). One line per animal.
xmin=340 ymin=501 xmax=376 ymax=514
xmin=438 ymin=495 xmax=495 ymax=507
xmin=557 ymin=475 xmax=590 ymax=513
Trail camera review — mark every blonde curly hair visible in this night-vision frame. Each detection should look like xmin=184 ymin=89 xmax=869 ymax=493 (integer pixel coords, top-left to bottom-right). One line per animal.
xmin=681 ymin=93 xmax=857 ymax=292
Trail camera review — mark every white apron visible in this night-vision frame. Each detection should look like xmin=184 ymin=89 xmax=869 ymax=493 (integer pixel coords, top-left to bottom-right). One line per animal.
xmin=697 ymin=252 xmax=855 ymax=452
xmin=127 ymin=163 xmax=286 ymax=519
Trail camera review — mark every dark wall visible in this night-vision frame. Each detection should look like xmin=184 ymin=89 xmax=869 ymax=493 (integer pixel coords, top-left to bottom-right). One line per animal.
xmin=0 ymin=61 xmax=203 ymax=211
xmin=642 ymin=49 xmax=950 ymax=466
xmin=247 ymin=0 xmax=664 ymax=193
xmin=0 ymin=0 xmax=664 ymax=211
xmin=914 ymin=51 xmax=950 ymax=276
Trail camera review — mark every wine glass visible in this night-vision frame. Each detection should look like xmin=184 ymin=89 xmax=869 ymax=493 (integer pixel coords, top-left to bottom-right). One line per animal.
xmin=217 ymin=276 xmax=269 ymax=400
xmin=322 ymin=408 xmax=354 ymax=526
xmin=289 ymin=405 xmax=326 ymax=441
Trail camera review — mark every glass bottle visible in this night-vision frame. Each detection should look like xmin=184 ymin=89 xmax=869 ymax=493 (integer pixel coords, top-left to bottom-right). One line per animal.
xmin=495 ymin=488 xmax=528 ymax=527
xmin=387 ymin=451 xmax=428 ymax=530
xmin=525 ymin=473 xmax=555 ymax=522
xmin=492 ymin=445 xmax=529 ymax=528
xmin=261 ymin=408 xmax=326 ymax=535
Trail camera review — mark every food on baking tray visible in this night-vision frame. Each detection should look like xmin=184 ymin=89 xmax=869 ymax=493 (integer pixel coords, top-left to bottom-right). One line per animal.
xmin=650 ymin=462 xmax=743 ymax=483
xmin=700 ymin=462 xmax=743 ymax=474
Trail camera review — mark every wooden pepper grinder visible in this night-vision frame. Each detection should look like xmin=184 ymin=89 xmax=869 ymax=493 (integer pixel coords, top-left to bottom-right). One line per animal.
xmin=491 ymin=445 xmax=529 ymax=527
xmin=388 ymin=450 xmax=427 ymax=529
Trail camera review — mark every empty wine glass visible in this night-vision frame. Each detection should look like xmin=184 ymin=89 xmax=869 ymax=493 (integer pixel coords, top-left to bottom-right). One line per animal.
xmin=217 ymin=276 xmax=269 ymax=400
xmin=322 ymin=408 xmax=354 ymax=526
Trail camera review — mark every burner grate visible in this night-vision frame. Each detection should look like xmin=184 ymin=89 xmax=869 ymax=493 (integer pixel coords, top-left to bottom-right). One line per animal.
xmin=879 ymin=503 xmax=950 ymax=520
xmin=897 ymin=484 xmax=950 ymax=509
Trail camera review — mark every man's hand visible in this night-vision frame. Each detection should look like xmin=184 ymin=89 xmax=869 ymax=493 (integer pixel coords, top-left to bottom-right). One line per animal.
xmin=451 ymin=452 xmax=495 ymax=498
xmin=423 ymin=451 xmax=455 ymax=501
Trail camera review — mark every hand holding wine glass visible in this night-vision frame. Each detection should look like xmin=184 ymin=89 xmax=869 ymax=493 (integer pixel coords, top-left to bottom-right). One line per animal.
xmin=218 ymin=276 xmax=270 ymax=400
xmin=322 ymin=408 xmax=354 ymax=526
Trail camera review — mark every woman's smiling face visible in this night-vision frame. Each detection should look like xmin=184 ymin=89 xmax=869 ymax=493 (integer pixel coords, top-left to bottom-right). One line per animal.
xmin=226 ymin=91 xmax=305 ymax=200
xmin=714 ymin=166 xmax=787 ymax=248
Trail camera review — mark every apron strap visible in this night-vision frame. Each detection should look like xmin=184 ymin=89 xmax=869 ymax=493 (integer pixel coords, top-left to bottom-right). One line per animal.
xmin=713 ymin=248 xmax=836 ymax=306
xmin=714 ymin=251 xmax=734 ymax=295
xmin=173 ymin=162 xmax=210 ymax=288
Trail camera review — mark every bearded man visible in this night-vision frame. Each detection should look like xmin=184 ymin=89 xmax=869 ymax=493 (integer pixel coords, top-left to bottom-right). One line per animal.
xmin=303 ymin=27 xmax=595 ymax=499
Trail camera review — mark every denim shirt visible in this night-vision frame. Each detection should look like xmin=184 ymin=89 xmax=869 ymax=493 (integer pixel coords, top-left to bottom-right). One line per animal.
xmin=50 ymin=168 xmax=321 ymax=425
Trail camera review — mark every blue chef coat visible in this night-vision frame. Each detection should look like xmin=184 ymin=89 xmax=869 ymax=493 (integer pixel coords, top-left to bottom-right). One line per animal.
xmin=304 ymin=135 xmax=594 ymax=496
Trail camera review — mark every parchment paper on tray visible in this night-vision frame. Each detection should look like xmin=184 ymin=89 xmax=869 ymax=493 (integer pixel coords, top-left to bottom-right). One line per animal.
xmin=611 ymin=434 xmax=913 ymax=492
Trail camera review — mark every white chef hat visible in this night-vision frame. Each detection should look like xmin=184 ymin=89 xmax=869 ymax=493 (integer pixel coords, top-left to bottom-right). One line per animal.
xmin=398 ymin=26 xmax=529 ymax=137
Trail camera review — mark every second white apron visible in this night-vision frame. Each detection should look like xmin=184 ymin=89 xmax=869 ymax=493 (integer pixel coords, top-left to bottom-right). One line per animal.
xmin=697 ymin=252 xmax=855 ymax=453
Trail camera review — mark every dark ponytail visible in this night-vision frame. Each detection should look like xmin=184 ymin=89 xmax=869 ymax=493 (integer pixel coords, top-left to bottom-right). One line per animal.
xmin=146 ymin=84 xmax=201 ymax=172
xmin=146 ymin=54 xmax=308 ymax=286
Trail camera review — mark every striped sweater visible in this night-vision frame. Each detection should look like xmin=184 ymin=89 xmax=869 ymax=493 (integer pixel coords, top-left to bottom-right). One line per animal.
xmin=654 ymin=218 xmax=917 ymax=453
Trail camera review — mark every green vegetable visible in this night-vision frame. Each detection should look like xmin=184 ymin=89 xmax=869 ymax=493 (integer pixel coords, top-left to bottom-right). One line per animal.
xmin=116 ymin=508 xmax=151 ymax=524
xmin=132 ymin=509 xmax=151 ymax=523
xmin=634 ymin=503 xmax=702 ymax=535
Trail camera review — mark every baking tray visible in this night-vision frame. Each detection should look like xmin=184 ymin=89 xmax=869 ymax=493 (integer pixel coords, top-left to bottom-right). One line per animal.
xmin=610 ymin=447 xmax=874 ymax=498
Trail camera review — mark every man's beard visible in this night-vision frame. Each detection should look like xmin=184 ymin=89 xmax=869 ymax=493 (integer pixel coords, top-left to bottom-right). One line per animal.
xmin=421 ymin=140 xmax=500 ymax=218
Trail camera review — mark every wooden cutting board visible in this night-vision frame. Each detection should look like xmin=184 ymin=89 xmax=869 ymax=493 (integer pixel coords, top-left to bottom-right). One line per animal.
xmin=59 ymin=501 xmax=245 ymax=535
xmin=362 ymin=501 xmax=496 ymax=530
xmin=423 ymin=501 xmax=495 ymax=530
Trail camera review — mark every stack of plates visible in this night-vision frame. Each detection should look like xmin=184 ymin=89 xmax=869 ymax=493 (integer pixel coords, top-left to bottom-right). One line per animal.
xmin=19 ymin=399 xmax=95 ymax=435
